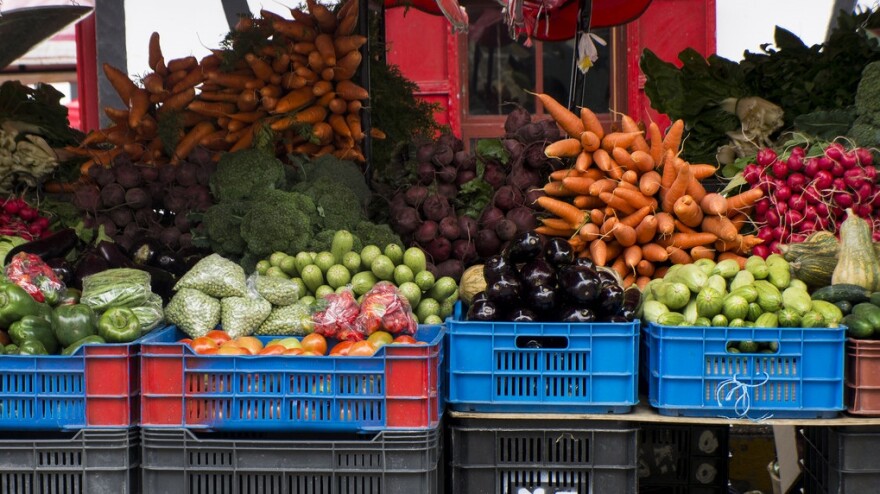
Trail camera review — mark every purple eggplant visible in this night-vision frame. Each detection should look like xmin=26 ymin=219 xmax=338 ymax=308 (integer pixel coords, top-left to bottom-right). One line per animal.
xmin=557 ymin=265 xmax=600 ymax=305
xmin=503 ymin=231 xmax=543 ymax=264
xmin=544 ymin=238 xmax=574 ymax=267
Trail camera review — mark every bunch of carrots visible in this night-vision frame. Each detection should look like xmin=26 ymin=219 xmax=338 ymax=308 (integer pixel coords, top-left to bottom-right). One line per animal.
xmin=532 ymin=93 xmax=764 ymax=289
xmin=74 ymin=0 xmax=376 ymax=174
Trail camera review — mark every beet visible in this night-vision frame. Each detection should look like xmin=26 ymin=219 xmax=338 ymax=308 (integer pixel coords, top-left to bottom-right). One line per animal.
xmin=452 ymin=238 xmax=478 ymax=263
xmin=439 ymin=215 xmax=461 ymax=240
xmin=424 ymin=236 xmax=452 ymax=263
xmin=414 ymin=220 xmax=438 ymax=244
xmin=416 ymin=143 xmax=435 ymax=163
xmin=175 ymin=212 xmax=192 ymax=232
xmin=515 ymin=123 xmax=544 ymax=143
xmin=159 ymin=226 xmax=182 ymax=250
xmin=435 ymin=166 xmax=457 ymax=184
xmin=453 ymin=150 xmax=471 ymax=168
xmin=188 ymin=146 xmax=211 ymax=165
xmin=539 ymin=118 xmax=562 ymax=141
xmin=455 ymin=170 xmax=476 ymax=186
xmin=100 ymin=183 xmax=126 ymax=208
xmin=393 ymin=206 xmax=421 ymax=235
xmin=525 ymin=144 xmax=549 ymax=169
xmin=125 ymin=187 xmax=152 ymax=209
xmin=436 ymin=133 xmax=461 ymax=152
xmin=122 ymin=222 xmax=140 ymax=240
xmin=140 ymin=165 xmax=160 ymax=183
xmin=435 ymin=259 xmax=464 ymax=281
xmin=109 ymin=207 xmax=133 ymax=227
xmin=188 ymin=185 xmax=213 ymax=211
xmin=494 ymin=185 xmax=523 ymax=211
xmin=504 ymin=105 xmax=532 ymax=134
xmin=404 ymin=186 xmax=429 ymax=207
xmin=432 ymin=144 xmax=454 ymax=167
xmin=147 ymin=182 xmax=166 ymax=205
xmin=524 ymin=189 xmax=546 ymax=210
xmin=115 ymin=163 xmax=143 ymax=189
xmin=416 ymin=162 xmax=435 ymax=185
xmin=163 ymin=186 xmax=188 ymax=212
xmin=508 ymin=164 xmax=542 ymax=191
xmin=437 ymin=183 xmax=458 ymax=198
xmin=178 ymin=232 xmax=193 ymax=250
xmin=475 ymin=229 xmax=501 ymax=258
xmin=502 ymin=139 xmax=524 ymax=161
xmin=506 ymin=207 xmax=538 ymax=233
xmin=88 ymin=165 xmax=114 ymax=187
xmin=176 ymin=162 xmax=199 ymax=187
xmin=458 ymin=215 xmax=478 ymax=239
xmin=495 ymin=219 xmax=517 ymax=241
xmin=96 ymin=216 xmax=117 ymax=237
xmin=134 ymin=208 xmax=159 ymax=227
xmin=479 ymin=206 xmax=505 ymax=230
xmin=159 ymin=165 xmax=177 ymax=184
xmin=196 ymin=162 xmax=216 ymax=186
xmin=390 ymin=192 xmax=408 ymax=214
xmin=422 ymin=194 xmax=451 ymax=222
xmin=73 ymin=185 xmax=101 ymax=211
xmin=483 ymin=163 xmax=507 ymax=189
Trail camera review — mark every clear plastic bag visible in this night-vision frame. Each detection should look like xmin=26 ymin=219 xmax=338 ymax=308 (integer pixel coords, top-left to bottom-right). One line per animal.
xmin=81 ymin=268 xmax=151 ymax=311
xmin=5 ymin=252 xmax=65 ymax=304
xmin=174 ymin=254 xmax=247 ymax=298
xmin=165 ymin=288 xmax=221 ymax=339
xmin=129 ymin=293 xmax=165 ymax=334
xmin=312 ymin=289 xmax=363 ymax=341
xmin=220 ymin=296 xmax=272 ymax=338
xmin=255 ymin=301 xmax=313 ymax=335
xmin=251 ymin=273 xmax=301 ymax=306
xmin=356 ymin=281 xmax=417 ymax=336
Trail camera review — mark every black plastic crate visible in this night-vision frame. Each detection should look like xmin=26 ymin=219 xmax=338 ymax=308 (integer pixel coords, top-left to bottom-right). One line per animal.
xmin=637 ymin=424 xmax=729 ymax=494
xmin=801 ymin=426 xmax=880 ymax=493
xmin=0 ymin=428 xmax=139 ymax=494
xmin=448 ymin=417 xmax=638 ymax=494
xmin=141 ymin=426 xmax=442 ymax=494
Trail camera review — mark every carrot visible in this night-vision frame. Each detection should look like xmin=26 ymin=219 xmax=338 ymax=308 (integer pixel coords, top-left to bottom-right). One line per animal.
xmin=237 ymin=90 xmax=260 ymax=112
xmin=611 ymin=257 xmax=628 ymax=280
xmin=532 ymin=92 xmax=584 ymax=138
xmin=261 ymin=96 xmax=278 ymax=112
xmin=661 ymin=157 xmax=691 ymax=213
xmin=545 ymin=138 xmax=583 ymax=158
xmin=647 ymin=121 xmax=664 ymax=165
xmin=273 ymin=87 xmax=315 ymax=114
xmin=589 ymin=239 xmax=608 ymax=266
xmin=624 ymin=245 xmax=643 ymax=271
xmin=667 ymin=232 xmax=718 ymax=250
xmin=327 ymin=113 xmax=351 ymax=138
xmin=578 ymin=222 xmax=601 ymax=241
xmin=534 ymin=226 xmax=576 ymax=237
xmin=579 ymin=107 xmax=604 ymax=139
xmin=589 ymin=178 xmax=617 ymax=196
xmin=244 ymin=53 xmax=275 ymax=82
xmin=542 ymin=218 xmax=577 ymax=231
xmin=543 ymin=181 xmax=572 ymax=197
xmin=726 ymin=188 xmax=764 ymax=212
xmin=142 ymin=73 xmax=166 ymax=95
xmin=171 ymin=121 xmax=215 ymax=164
xmin=347 ymin=100 xmax=362 ymax=113
xmin=617 ymin=206 xmax=650 ymax=230
xmin=599 ymin=192 xmax=637 ymax=215
xmin=642 ymin=243 xmax=669 ymax=262
xmin=313 ymin=33 xmax=337 ymax=67
xmin=103 ymin=63 xmax=137 ymax=103
xmin=636 ymin=276 xmax=652 ymax=290
xmin=686 ymin=178 xmax=707 ymax=203
xmin=673 ymin=220 xmax=697 ymax=234
xmin=208 ymin=71 xmax=263 ymax=90
xmin=574 ymin=151 xmax=593 ymax=172
xmin=620 ymin=114 xmax=649 ymax=153
xmin=312 ymin=80 xmax=334 ymax=98
xmin=229 ymin=124 xmax=257 ymax=152
xmin=272 ymin=53 xmax=291 ymax=74
xmin=613 ymin=188 xmax=657 ymax=211
xmin=580 ymin=131 xmax=600 ymax=152
xmin=198 ymin=90 xmax=240 ymax=103
xmin=273 ymin=19 xmax=316 ymax=41
xmin=635 ymin=215 xmax=658 ymax=244
xmin=666 ymin=246 xmax=693 ymax=265
xmin=163 ymin=70 xmax=189 ymax=91
xmin=592 ymin=149 xmax=623 ymax=180
xmin=270 ymin=105 xmax=328 ymax=130
xmin=535 ymin=196 xmax=588 ymax=227
xmin=716 ymin=235 xmax=764 ymax=255
xmin=691 ymin=164 xmax=718 ymax=180
xmin=656 ymin=212 xmax=675 ymax=237
xmin=333 ymin=50 xmax=362 ymax=81
xmin=186 ymin=101 xmax=236 ymax=118
xmin=346 ymin=113 xmax=364 ymax=141
xmin=306 ymin=0 xmax=337 ymax=32
xmin=171 ymin=67 xmax=207 ymax=94
xmin=613 ymin=224 xmax=637 ymax=247
xmin=335 ymin=79 xmax=369 ymax=100
xmin=691 ymin=246 xmax=716 ymax=261
xmin=308 ymin=51 xmax=326 ymax=72
xmin=612 ymin=147 xmax=638 ymax=172
xmin=601 ymin=131 xmax=642 ymax=152
xmin=621 ymin=170 xmax=639 ymax=185
xmin=673 ymin=195 xmax=703 ymax=228
xmin=561 ymin=177 xmax=595 ymax=195
xmin=600 ymin=216 xmax=619 ymax=236
xmin=729 ymin=213 xmax=749 ymax=233
xmin=659 ymin=150 xmax=677 ymax=200
xmin=127 ymin=89 xmax=150 ymax=129
xmin=550 ymin=169 xmax=583 ymax=180
xmin=334 ymin=35 xmax=367 ymax=55
xmin=148 ymin=32 xmax=166 ymax=75
xmin=166 ymin=56 xmax=198 ymax=73
xmin=639 ymin=171 xmax=662 ymax=196
xmin=662 ymin=119 xmax=685 ymax=153
xmin=636 ymin=259 xmax=655 ymax=277
xmin=589 ymin=209 xmax=605 ymax=225
xmin=631 ymin=150 xmax=655 ymax=173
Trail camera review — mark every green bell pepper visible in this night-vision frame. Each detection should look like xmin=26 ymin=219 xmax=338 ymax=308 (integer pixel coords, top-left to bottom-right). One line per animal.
xmin=97 ymin=307 xmax=140 ymax=343
xmin=17 ymin=339 xmax=48 ymax=355
xmin=61 ymin=335 xmax=106 ymax=356
xmin=51 ymin=304 xmax=98 ymax=347
xmin=9 ymin=315 xmax=58 ymax=354
xmin=4 ymin=344 xmax=18 ymax=354
xmin=0 ymin=282 xmax=51 ymax=328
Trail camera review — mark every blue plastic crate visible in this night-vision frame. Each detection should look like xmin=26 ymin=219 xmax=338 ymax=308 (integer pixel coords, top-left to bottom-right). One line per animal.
xmin=644 ymin=323 xmax=845 ymax=419
xmin=140 ymin=325 xmax=444 ymax=432
xmin=445 ymin=303 xmax=639 ymax=413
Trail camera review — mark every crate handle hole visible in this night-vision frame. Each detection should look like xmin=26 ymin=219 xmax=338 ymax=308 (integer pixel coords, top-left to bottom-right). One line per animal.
xmin=725 ymin=340 xmax=779 ymax=354
xmin=515 ymin=336 xmax=569 ymax=349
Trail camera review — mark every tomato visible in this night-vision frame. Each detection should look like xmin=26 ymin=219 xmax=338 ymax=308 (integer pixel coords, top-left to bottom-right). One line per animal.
xmin=367 ymin=331 xmax=392 ymax=350
xmin=329 ymin=340 xmax=354 ymax=356
xmin=235 ymin=336 xmax=263 ymax=355
xmin=201 ymin=347 xmax=218 ymax=355
xmin=217 ymin=345 xmax=248 ymax=355
xmin=392 ymin=335 xmax=418 ymax=345
xmin=259 ymin=344 xmax=286 ymax=355
xmin=301 ymin=350 xmax=323 ymax=356
xmin=192 ymin=336 xmax=219 ymax=354
xmin=178 ymin=338 xmax=194 ymax=346
xmin=284 ymin=348 xmax=305 ymax=355
xmin=347 ymin=340 xmax=375 ymax=357
xmin=301 ymin=333 xmax=327 ymax=356
xmin=205 ymin=330 xmax=232 ymax=346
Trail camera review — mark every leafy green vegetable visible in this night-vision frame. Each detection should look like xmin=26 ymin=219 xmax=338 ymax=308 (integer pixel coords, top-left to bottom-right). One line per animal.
xmin=0 ymin=81 xmax=82 ymax=147
xmin=475 ymin=139 xmax=509 ymax=165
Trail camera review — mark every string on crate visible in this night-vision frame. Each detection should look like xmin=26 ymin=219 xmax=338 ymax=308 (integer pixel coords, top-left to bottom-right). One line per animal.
xmin=714 ymin=372 xmax=774 ymax=421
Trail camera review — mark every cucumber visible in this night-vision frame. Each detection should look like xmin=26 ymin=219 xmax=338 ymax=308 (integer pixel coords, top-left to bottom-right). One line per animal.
xmin=300 ymin=264 xmax=324 ymax=294
xmin=871 ymin=292 xmax=880 ymax=306
xmin=834 ymin=300 xmax=853 ymax=316
xmin=331 ymin=230 xmax=355 ymax=264
xmin=811 ymin=284 xmax=872 ymax=304
xmin=852 ymin=303 xmax=880 ymax=330
xmin=844 ymin=314 xmax=874 ymax=339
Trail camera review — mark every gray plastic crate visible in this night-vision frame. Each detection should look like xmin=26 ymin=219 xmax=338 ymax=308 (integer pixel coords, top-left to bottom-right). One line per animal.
xmin=0 ymin=428 xmax=139 ymax=494
xmin=141 ymin=426 xmax=442 ymax=494
xmin=801 ymin=426 xmax=880 ymax=493
xmin=448 ymin=417 xmax=637 ymax=494
xmin=637 ymin=424 xmax=730 ymax=494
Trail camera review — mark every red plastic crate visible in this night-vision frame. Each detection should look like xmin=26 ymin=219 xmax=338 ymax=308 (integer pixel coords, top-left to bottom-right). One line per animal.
xmin=0 ymin=341 xmax=140 ymax=430
xmin=140 ymin=325 xmax=443 ymax=432
xmin=846 ymin=338 xmax=880 ymax=416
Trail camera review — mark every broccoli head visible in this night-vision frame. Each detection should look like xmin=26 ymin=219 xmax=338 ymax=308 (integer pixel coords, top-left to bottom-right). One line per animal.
xmin=856 ymin=61 xmax=880 ymax=116
xmin=850 ymin=116 xmax=880 ymax=148
xmin=293 ymin=177 xmax=366 ymax=232
xmin=209 ymin=148 xmax=286 ymax=202
xmin=239 ymin=190 xmax=313 ymax=258
xmin=293 ymin=155 xmax=372 ymax=208
xmin=354 ymin=221 xmax=403 ymax=250
xmin=196 ymin=201 xmax=248 ymax=257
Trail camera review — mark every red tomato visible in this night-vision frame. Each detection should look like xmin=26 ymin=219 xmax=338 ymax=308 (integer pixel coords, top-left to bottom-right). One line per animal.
xmin=347 ymin=340 xmax=375 ymax=357
xmin=192 ymin=336 xmax=219 ymax=354
xmin=329 ymin=340 xmax=354 ymax=356
xmin=392 ymin=335 xmax=418 ymax=345
xmin=284 ymin=348 xmax=305 ymax=356
xmin=235 ymin=336 xmax=263 ymax=355
xmin=178 ymin=338 xmax=194 ymax=346
xmin=301 ymin=333 xmax=327 ymax=356
xmin=217 ymin=345 xmax=248 ymax=355
xmin=259 ymin=345 xmax=286 ymax=355
xmin=205 ymin=330 xmax=232 ymax=346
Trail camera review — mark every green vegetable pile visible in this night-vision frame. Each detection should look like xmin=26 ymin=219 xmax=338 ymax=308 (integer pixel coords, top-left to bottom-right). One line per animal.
xmin=848 ymin=60 xmax=880 ymax=148
xmin=255 ymin=230 xmax=458 ymax=324
xmin=641 ymin=254 xmax=843 ymax=352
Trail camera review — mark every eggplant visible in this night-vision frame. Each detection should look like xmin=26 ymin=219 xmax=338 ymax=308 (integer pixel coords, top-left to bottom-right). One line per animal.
xmin=72 ymin=251 xmax=111 ymax=290
xmin=45 ymin=258 xmax=74 ymax=286
xmin=596 ymin=269 xmax=620 ymax=289
xmin=134 ymin=264 xmax=176 ymax=304
xmin=508 ymin=308 xmax=538 ymax=323
xmin=519 ymin=259 xmax=556 ymax=290
xmin=617 ymin=308 xmax=637 ymax=322
xmin=622 ymin=286 xmax=642 ymax=314
xmin=503 ymin=232 xmax=543 ymax=264
xmin=130 ymin=237 xmax=160 ymax=265
xmin=557 ymin=265 xmax=600 ymax=305
xmin=96 ymin=241 xmax=135 ymax=269
xmin=486 ymin=273 xmax=522 ymax=305
xmin=605 ymin=315 xmax=629 ymax=323
xmin=574 ymin=258 xmax=596 ymax=270
xmin=471 ymin=291 xmax=489 ymax=306
xmin=597 ymin=284 xmax=625 ymax=316
xmin=483 ymin=255 xmax=515 ymax=283
xmin=560 ymin=306 xmax=597 ymax=323
xmin=5 ymin=228 xmax=79 ymax=265
xmin=151 ymin=249 xmax=188 ymax=277
xmin=467 ymin=300 xmax=499 ymax=321
xmin=544 ymin=238 xmax=574 ymax=267
xmin=526 ymin=284 xmax=558 ymax=313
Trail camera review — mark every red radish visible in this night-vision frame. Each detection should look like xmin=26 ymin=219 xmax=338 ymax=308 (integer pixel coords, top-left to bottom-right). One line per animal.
xmin=833 ymin=178 xmax=847 ymax=191
xmin=855 ymin=203 xmax=873 ymax=217
xmin=835 ymin=193 xmax=854 ymax=208
xmin=790 ymin=233 xmax=806 ymax=243
xmin=804 ymin=158 xmax=821 ymax=177
xmin=787 ymin=173 xmax=807 ymax=189
xmin=825 ymin=143 xmax=845 ymax=162
xmin=776 ymin=185 xmax=792 ymax=202
xmin=788 ymin=194 xmax=806 ymax=212
xmin=800 ymin=221 xmax=816 ymax=233
xmin=840 ymin=151 xmax=859 ymax=169
xmin=784 ymin=209 xmax=803 ymax=227
xmin=766 ymin=210 xmax=780 ymax=228
xmin=830 ymin=161 xmax=845 ymax=177
xmin=816 ymin=202 xmax=830 ymax=216
xmin=755 ymin=198 xmax=771 ymax=216
xmin=814 ymin=170 xmax=833 ymax=190
xmin=857 ymin=183 xmax=873 ymax=203
xmin=743 ymin=164 xmax=761 ymax=185
xmin=753 ymin=245 xmax=770 ymax=258
xmin=758 ymin=228 xmax=775 ymax=242
xmin=787 ymin=154 xmax=804 ymax=172
xmin=757 ymin=148 xmax=778 ymax=167
xmin=817 ymin=156 xmax=834 ymax=171
xmin=856 ymin=147 xmax=874 ymax=166
xmin=772 ymin=160 xmax=788 ymax=178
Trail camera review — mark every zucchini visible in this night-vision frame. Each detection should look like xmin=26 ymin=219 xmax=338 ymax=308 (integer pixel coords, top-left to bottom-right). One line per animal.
xmin=852 ymin=303 xmax=880 ymax=330
xmin=811 ymin=284 xmax=872 ymax=304
xmin=834 ymin=300 xmax=853 ymax=316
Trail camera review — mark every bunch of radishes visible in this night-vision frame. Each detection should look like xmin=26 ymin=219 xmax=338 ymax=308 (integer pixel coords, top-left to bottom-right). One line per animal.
xmin=744 ymin=142 xmax=879 ymax=256
xmin=0 ymin=197 xmax=52 ymax=240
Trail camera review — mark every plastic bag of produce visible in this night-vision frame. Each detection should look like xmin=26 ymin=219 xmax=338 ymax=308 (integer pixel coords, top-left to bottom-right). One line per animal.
xmin=251 ymin=273 xmax=301 ymax=306
xmin=128 ymin=293 xmax=164 ymax=334
xmin=81 ymin=268 xmax=151 ymax=312
xmin=165 ymin=288 xmax=221 ymax=339
xmin=174 ymin=254 xmax=246 ymax=298
xmin=312 ymin=289 xmax=363 ymax=341
xmin=255 ymin=301 xmax=313 ymax=335
xmin=356 ymin=281 xmax=417 ymax=336
xmin=5 ymin=252 xmax=66 ymax=304
xmin=220 ymin=296 xmax=272 ymax=338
